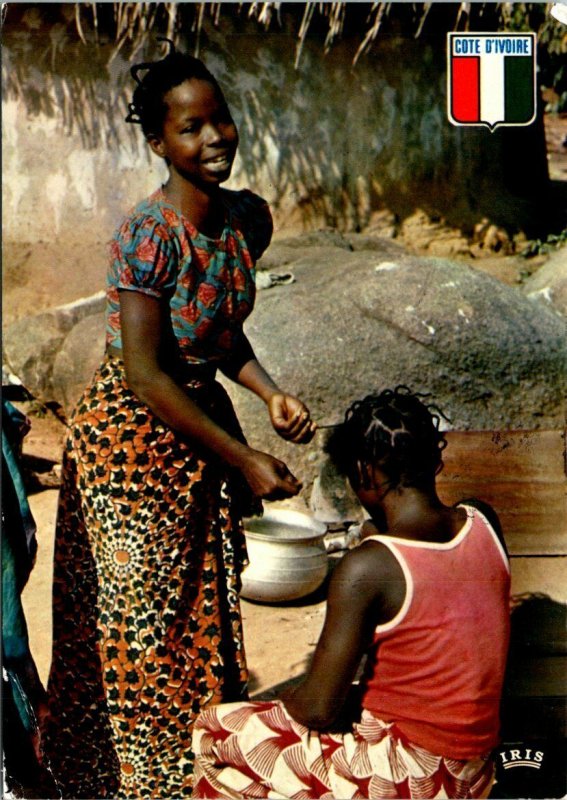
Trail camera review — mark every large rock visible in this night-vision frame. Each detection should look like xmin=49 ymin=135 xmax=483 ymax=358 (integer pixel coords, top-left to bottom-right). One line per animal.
xmin=4 ymin=240 xmax=566 ymax=506
xmin=522 ymin=247 xmax=567 ymax=318
xmin=3 ymin=292 xmax=105 ymax=401
xmin=310 ymin=460 xmax=366 ymax=524
xmin=221 ymin=251 xmax=567 ymax=494
xmin=258 ymin=232 xmax=406 ymax=272
xmin=51 ymin=312 xmax=106 ymax=412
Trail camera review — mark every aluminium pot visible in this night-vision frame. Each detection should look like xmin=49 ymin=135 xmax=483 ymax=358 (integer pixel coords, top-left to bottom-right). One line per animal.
xmin=240 ymin=509 xmax=328 ymax=603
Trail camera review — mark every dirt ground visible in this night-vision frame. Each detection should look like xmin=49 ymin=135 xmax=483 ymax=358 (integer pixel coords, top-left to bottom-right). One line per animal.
xmin=10 ymin=112 xmax=567 ymax=698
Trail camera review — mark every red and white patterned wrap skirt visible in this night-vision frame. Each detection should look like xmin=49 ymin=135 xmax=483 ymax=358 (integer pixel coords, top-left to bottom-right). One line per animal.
xmin=193 ymin=700 xmax=495 ymax=799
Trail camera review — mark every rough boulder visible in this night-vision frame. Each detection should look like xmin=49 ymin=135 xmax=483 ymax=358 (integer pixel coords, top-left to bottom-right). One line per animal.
xmin=3 ymin=239 xmax=565 ymax=506
xmin=223 ymin=249 xmax=567 ymax=493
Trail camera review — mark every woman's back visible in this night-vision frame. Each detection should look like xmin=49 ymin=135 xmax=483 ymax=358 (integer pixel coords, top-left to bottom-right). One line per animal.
xmin=193 ymin=389 xmax=510 ymax=799
xmin=361 ymin=503 xmax=511 ymax=760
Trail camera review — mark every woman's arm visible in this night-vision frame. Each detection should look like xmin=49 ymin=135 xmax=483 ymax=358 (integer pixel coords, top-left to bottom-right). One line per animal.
xmin=281 ymin=542 xmax=405 ymax=729
xmin=221 ymin=334 xmax=316 ymax=444
xmin=237 ymin=359 xmax=316 ymax=444
xmin=120 ymin=290 xmax=301 ymax=500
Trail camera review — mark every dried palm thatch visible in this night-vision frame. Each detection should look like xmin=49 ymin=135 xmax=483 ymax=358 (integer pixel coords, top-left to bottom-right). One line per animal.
xmin=64 ymin=2 xmax=563 ymax=80
xmin=69 ymin=2 xmax=507 ymax=66
xmin=4 ymin=3 xmax=557 ymax=87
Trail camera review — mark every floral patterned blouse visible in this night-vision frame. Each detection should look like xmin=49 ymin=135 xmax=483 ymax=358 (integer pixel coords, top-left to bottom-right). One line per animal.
xmin=106 ymin=187 xmax=272 ymax=367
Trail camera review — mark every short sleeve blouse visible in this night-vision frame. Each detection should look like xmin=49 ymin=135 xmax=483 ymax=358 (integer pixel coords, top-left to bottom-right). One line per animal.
xmin=106 ymin=188 xmax=272 ymax=366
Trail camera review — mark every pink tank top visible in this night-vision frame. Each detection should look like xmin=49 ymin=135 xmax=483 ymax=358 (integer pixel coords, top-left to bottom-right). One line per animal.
xmin=361 ymin=504 xmax=510 ymax=760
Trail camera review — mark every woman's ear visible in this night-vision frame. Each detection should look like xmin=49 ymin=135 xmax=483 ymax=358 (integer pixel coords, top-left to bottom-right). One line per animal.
xmin=356 ymin=460 xmax=374 ymax=490
xmin=147 ymin=133 xmax=166 ymax=159
xmin=356 ymin=461 xmax=391 ymax=494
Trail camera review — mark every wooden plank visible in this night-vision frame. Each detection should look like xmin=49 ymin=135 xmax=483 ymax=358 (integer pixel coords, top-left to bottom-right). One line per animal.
xmin=505 ymin=533 xmax=567 ymax=556
xmin=438 ymin=481 xmax=566 ymax=551
xmin=440 ymin=430 xmax=565 ymax=482
xmin=437 ymin=430 xmax=566 ymax=555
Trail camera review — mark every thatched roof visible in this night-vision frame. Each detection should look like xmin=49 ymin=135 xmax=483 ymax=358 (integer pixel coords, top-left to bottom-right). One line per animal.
xmin=57 ymin=3 xmax=559 ymax=67
xmin=4 ymin=3 xmax=519 ymax=69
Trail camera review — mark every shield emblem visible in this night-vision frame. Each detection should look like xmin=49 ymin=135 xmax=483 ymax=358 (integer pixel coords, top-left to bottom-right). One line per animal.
xmin=447 ymin=33 xmax=537 ymax=131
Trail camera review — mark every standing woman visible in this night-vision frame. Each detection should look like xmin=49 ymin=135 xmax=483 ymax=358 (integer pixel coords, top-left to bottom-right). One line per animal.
xmin=42 ymin=44 xmax=315 ymax=799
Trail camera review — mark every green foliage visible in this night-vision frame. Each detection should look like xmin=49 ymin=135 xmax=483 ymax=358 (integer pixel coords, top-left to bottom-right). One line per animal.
xmin=538 ymin=16 xmax=567 ymax=112
xmin=521 ymin=228 xmax=567 ymax=258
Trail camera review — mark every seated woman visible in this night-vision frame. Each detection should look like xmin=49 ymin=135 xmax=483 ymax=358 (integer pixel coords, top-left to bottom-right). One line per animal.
xmin=193 ymin=386 xmax=511 ymax=800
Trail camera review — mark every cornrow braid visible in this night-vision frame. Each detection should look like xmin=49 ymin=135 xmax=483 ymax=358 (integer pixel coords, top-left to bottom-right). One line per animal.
xmin=325 ymin=386 xmax=449 ymax=492
xmin=125 ymin=38 xmax=223 ymax=137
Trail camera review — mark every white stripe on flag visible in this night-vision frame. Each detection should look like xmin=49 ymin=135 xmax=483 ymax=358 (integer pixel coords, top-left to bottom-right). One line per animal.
xmin=480 ymin=53 xmax=505 ymax=126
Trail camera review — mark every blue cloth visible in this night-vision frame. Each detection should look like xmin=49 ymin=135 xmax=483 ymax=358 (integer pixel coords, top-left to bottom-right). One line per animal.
xmin=2 ymin=398 xmax=39 ymax=734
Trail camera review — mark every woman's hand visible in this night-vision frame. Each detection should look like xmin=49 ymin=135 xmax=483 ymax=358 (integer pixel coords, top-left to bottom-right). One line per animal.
xmin=230 ymin=358 xmax=316 ymax=444
xmin=268 ymin=393 xmax=316 ymax=444
xmin=238 ymin=448 xmax=302 ymax=500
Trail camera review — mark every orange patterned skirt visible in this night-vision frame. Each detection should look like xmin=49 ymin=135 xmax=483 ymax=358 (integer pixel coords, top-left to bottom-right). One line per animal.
xmin=42 ymin=355 xmax=252 ymax=799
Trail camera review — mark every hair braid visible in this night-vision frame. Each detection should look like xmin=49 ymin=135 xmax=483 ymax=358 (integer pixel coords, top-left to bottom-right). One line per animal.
xmin=125 ymin=38 xmax=223 ymax=137
xmin=326 ymin=386 xmax=448 ymax=491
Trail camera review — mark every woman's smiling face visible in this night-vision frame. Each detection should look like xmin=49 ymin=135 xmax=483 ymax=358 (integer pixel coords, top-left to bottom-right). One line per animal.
xmin=148 ymin=78 xmax=238 ymax=186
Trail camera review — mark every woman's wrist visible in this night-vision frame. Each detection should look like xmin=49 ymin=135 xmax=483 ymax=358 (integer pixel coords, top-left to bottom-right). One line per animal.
xmin=234 ymin=359 xmax=282 ymax=404
xmin=222 ymin=439 xmax=252 ymax=469
xmin=248 ymin=372 xmax=281 ymax=405
xmin=259 ymin=385 xmax=283 ymax=405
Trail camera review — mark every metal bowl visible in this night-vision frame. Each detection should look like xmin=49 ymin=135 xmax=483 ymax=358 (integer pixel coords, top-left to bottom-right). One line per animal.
xmin=241 ymin=509 xmax=328 ymax=603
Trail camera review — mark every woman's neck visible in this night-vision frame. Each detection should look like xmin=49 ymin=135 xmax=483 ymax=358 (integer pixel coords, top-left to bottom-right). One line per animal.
xmin=163 ymin=174 xmax=224 ymax=237
xmin=371 ymin=487 xmax=464 ymax=543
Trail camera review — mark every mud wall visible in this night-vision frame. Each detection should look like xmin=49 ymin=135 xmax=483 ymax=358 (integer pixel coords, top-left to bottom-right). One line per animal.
xmin=2 ymin=5 xmax=551 ymax=247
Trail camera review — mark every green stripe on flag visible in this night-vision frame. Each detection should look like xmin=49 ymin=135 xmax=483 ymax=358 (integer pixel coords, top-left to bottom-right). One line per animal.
xmin=504 ymin=56 xmax=534 ymax=123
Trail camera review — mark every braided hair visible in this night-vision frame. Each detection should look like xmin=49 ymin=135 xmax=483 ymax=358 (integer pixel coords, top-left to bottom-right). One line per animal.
xmin=125 ymin=39 xmax=223 ymax=137
xmin=325 ymin=386 xmax=448 ymax=492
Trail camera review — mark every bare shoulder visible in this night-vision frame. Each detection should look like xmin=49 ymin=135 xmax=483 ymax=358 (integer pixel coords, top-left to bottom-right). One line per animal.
xmin=460 ymin=497 xmax=508 ymax=555
xmin=334 ymin=539 xmax=403 ymax=576
xmin=328 ymin=539 xmax=406 ymax=612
